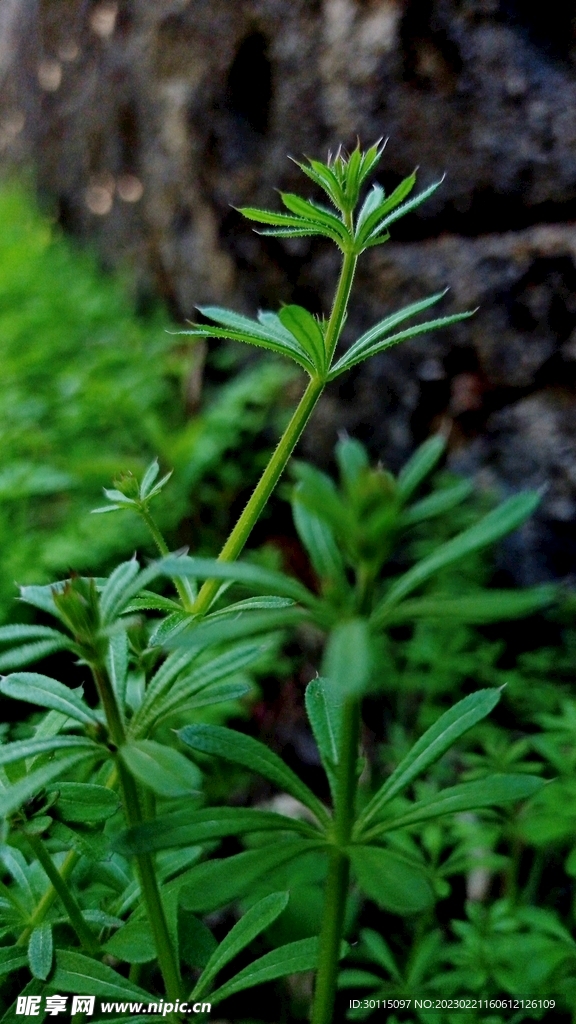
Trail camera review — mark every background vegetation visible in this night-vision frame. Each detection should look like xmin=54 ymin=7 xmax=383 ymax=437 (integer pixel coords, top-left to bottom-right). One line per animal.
xmin=0 ymin=181 xmax=294 ymax=621
xmin=0 ymin=157 xmax=574 ymax=1024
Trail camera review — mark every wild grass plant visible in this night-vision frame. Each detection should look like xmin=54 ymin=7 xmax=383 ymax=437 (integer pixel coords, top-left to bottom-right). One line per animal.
xmin=0 ymin=146 xmax=572 ymax=1024
xmin=0 ymin=182 xmax=293 ymax=619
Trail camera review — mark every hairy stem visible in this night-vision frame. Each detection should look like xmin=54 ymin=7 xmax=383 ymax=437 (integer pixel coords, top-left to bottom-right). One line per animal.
xmin=192 ymin=248 xmax=357 ymax=617
xmin=324 ymin=250 xmax=357 ymax=364
xmin=91 ymin=663 xmax=181 ymax=1001
xmin=16 ymin=847 xmax=79 ymax=947
xmin=138 ymin=505 xmax=195 ymax=611
xmin=116 ymin=760 xmax=182 ymax=1002
xmin=192 ymin=374 xmax=324 ymax=615
xmin=311 ymin=700 xmax=360 ymax=1024
xmin=24 ymin=834 xmax=99 ymax=954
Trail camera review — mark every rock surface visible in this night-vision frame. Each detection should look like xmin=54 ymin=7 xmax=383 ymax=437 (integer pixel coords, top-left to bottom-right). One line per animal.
xmin=2 ymin=0 xmax=576 ymax=582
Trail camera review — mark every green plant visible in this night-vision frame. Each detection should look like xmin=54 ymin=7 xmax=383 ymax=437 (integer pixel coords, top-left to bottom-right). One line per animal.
xmin=0 ymin=146 xmax=556 ymax=1022
xmin=0 ymin=181 xmax=294 ymax=620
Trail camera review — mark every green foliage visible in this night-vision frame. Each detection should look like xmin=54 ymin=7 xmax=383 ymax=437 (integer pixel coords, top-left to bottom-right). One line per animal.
xmin=0 ymin=181 xmax=294 ymax=620
xmin=0 ymin=145 xmax=568 ymax=1024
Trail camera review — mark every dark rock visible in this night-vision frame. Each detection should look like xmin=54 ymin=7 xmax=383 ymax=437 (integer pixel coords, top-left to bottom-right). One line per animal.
xmin=2 ymin=0 xmax=576 ymax=583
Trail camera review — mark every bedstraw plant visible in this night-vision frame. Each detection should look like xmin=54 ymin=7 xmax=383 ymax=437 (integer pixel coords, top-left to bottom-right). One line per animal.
xmin=0 ymin=145 xmax=555 ymax=1023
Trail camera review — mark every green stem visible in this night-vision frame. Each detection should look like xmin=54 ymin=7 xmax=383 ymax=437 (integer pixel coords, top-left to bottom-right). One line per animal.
xmin=324 ymin=250 xmax=357 ymax=364
xmin=91 ymin=664 xmax=181 ymax=1001
xmin=192 ymin=248 xmax=358 ymax=618
xmin=311 ymin=700 xmax=360 ymax=1024
xmin=117 ymin=761 xmax=182 ymax=1002
xmin=24 ymin=834 xmax=98 ymax=954
xmin=16 ymin=848 xmax=79 ymax=946
xmin=16 ymin=764 xmax=118 ymax=947
xmin=192 ymin=374 xmax=324 ymax=615
xmin=138 ymin=505 xmax=195 ymax=611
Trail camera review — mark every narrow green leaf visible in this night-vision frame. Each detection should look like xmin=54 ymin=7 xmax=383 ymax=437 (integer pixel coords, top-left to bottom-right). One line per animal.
xmin=172 ymin=642 xmax=262 ymax=696
xmin=364 ymin=774 xmax=546 ymax=839
xmin=139 ymin=458 xmax=160 ymax=498
xmin=0 ymin=945 xmax=28 ymax=979
xmin=335 ymin=436 xmax=369 ymax=493
xmin=239 ymin=205 xmax=345 ymax=246
xmin=0 ymin=624 xmax=66 ymax=644
xmin=0 ymin=673 xmax=98 ymax=725
xmin=292 ymin=491 xmax=346 ymax=585
xmin=160 ymin=555 xmax=316 ymax=606
xmin=373 ymin=491 xmax=541 ymax=617
xmin=27 ymin=924 xmax=53 ymax=980
xmin=19 ymin=582 xmax=66 ymax=617
xmin=167 ymin=609 xmax=308 ymax=657
xmin=355 ymin=184 xmax=386 ymax=232
xmin=193 ymin=892 xmax=289 ymax=999
xmin=278 ymin=305 xmax=326 ymax=371
xmin=385 ymin=586 xmax=556 ymax=626
xmin=257 ymin=226 xmax=330 ymax=241
xmin=364 ymin=178 xmax=444 ymax=241
xmin=0 ymin=735 xmax=97 ymax=767
xmin=106 ymin=630 xmax=128 ymax=710
xmin=133 ymin=642 xmax=261 ymax=734
xmin=238 ymin=206 xmax=322 ymax=228
xmin=48 ymin=782 xmax=120 ymax=823
xmin=51 ymin=949 xmax=150 ymax=998
xmin=359 ymin=928 xmax=402 ymax=979
xmin=0 ymin=847 xmax=35 ymax=910
xmin=130 ymin=649 xmax=196 ymax=731
xmin=208 ymin=596 xmax=295 ymax=616
xmin=338 ymin=293 xmax=446 ymax=376
xmin=0 ymin=639 xmax=70 ymax=671
xmin=179 ymin=841 xmax=322 ymax=914
xmin=208 ymin=936 xmax=325 ymax=1006
xmin=291 ymin=462 xmax=351 ymax=539
xmin=124 ymin=592 xmax=182 ymax=614
xmin=323 ymin=619 xmax=373 ymax=697
xmin=0 ymin=752 xmax=96 ymax=819
xmin=120 ymin=741 xmax=202 ymax=797
xmin=350 ymin=846 xmax=434 ymax=914
xmin=117 ymin=807 xmax=319 ymax=856
xmin=100 ymin=559 xmax=140 ymax=624
xmin=397 ymin=435 xmax=447 ymax=501
xmin=400 ymin=479 xmax=473 ymax=526
xmin=164 ymin=680 xmax=250 ymax=715
xmin=280 ymin=193 xmax=349 ymax=242
xmin=179 ymin=724 xmax=330 ymax=826
xmin=329 ymin=312 xmax=474 ymax=378
xmin=146 ymin=610 xmax=191 ymax=647
xmin=356 ymin=172 xmax=416 ymax=243
xmin=293 ymin=157 xmax=345 ymax=209
xmin=147 ymin=471 xmax=175 ymax=502
xmin=355 ymin=689 xmax=502 ymax=832
xmin=103 ymin=488 xmax=135 ymax=504
xmin=305 ymin=678 xmax=344 ymax=800
xmin=193 ymin=305 xmax=315 ymax=371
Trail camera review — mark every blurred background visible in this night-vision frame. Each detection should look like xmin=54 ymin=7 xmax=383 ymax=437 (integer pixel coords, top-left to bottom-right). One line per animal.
xmin=1 ymin=0 xmax=576 ymax=613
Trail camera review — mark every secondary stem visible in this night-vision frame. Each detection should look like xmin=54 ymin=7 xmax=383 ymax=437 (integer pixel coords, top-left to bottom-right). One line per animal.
xmin=311 ymin=699 xmax=360 ymax=1024
xmin=24 ymin=834 xmax=98 ymax=954
xmin=17 ymin=848 xmax=79 ymax=947
xmin=139 ymin=505 xmax=195 ymax=611
xmin=91 ymin=664 xmax=181 ymax=1002
xmin=116 ymin=760 xmax=182 ymax=1002
xmin=192 ymin=374 xmax=324 ymax=615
